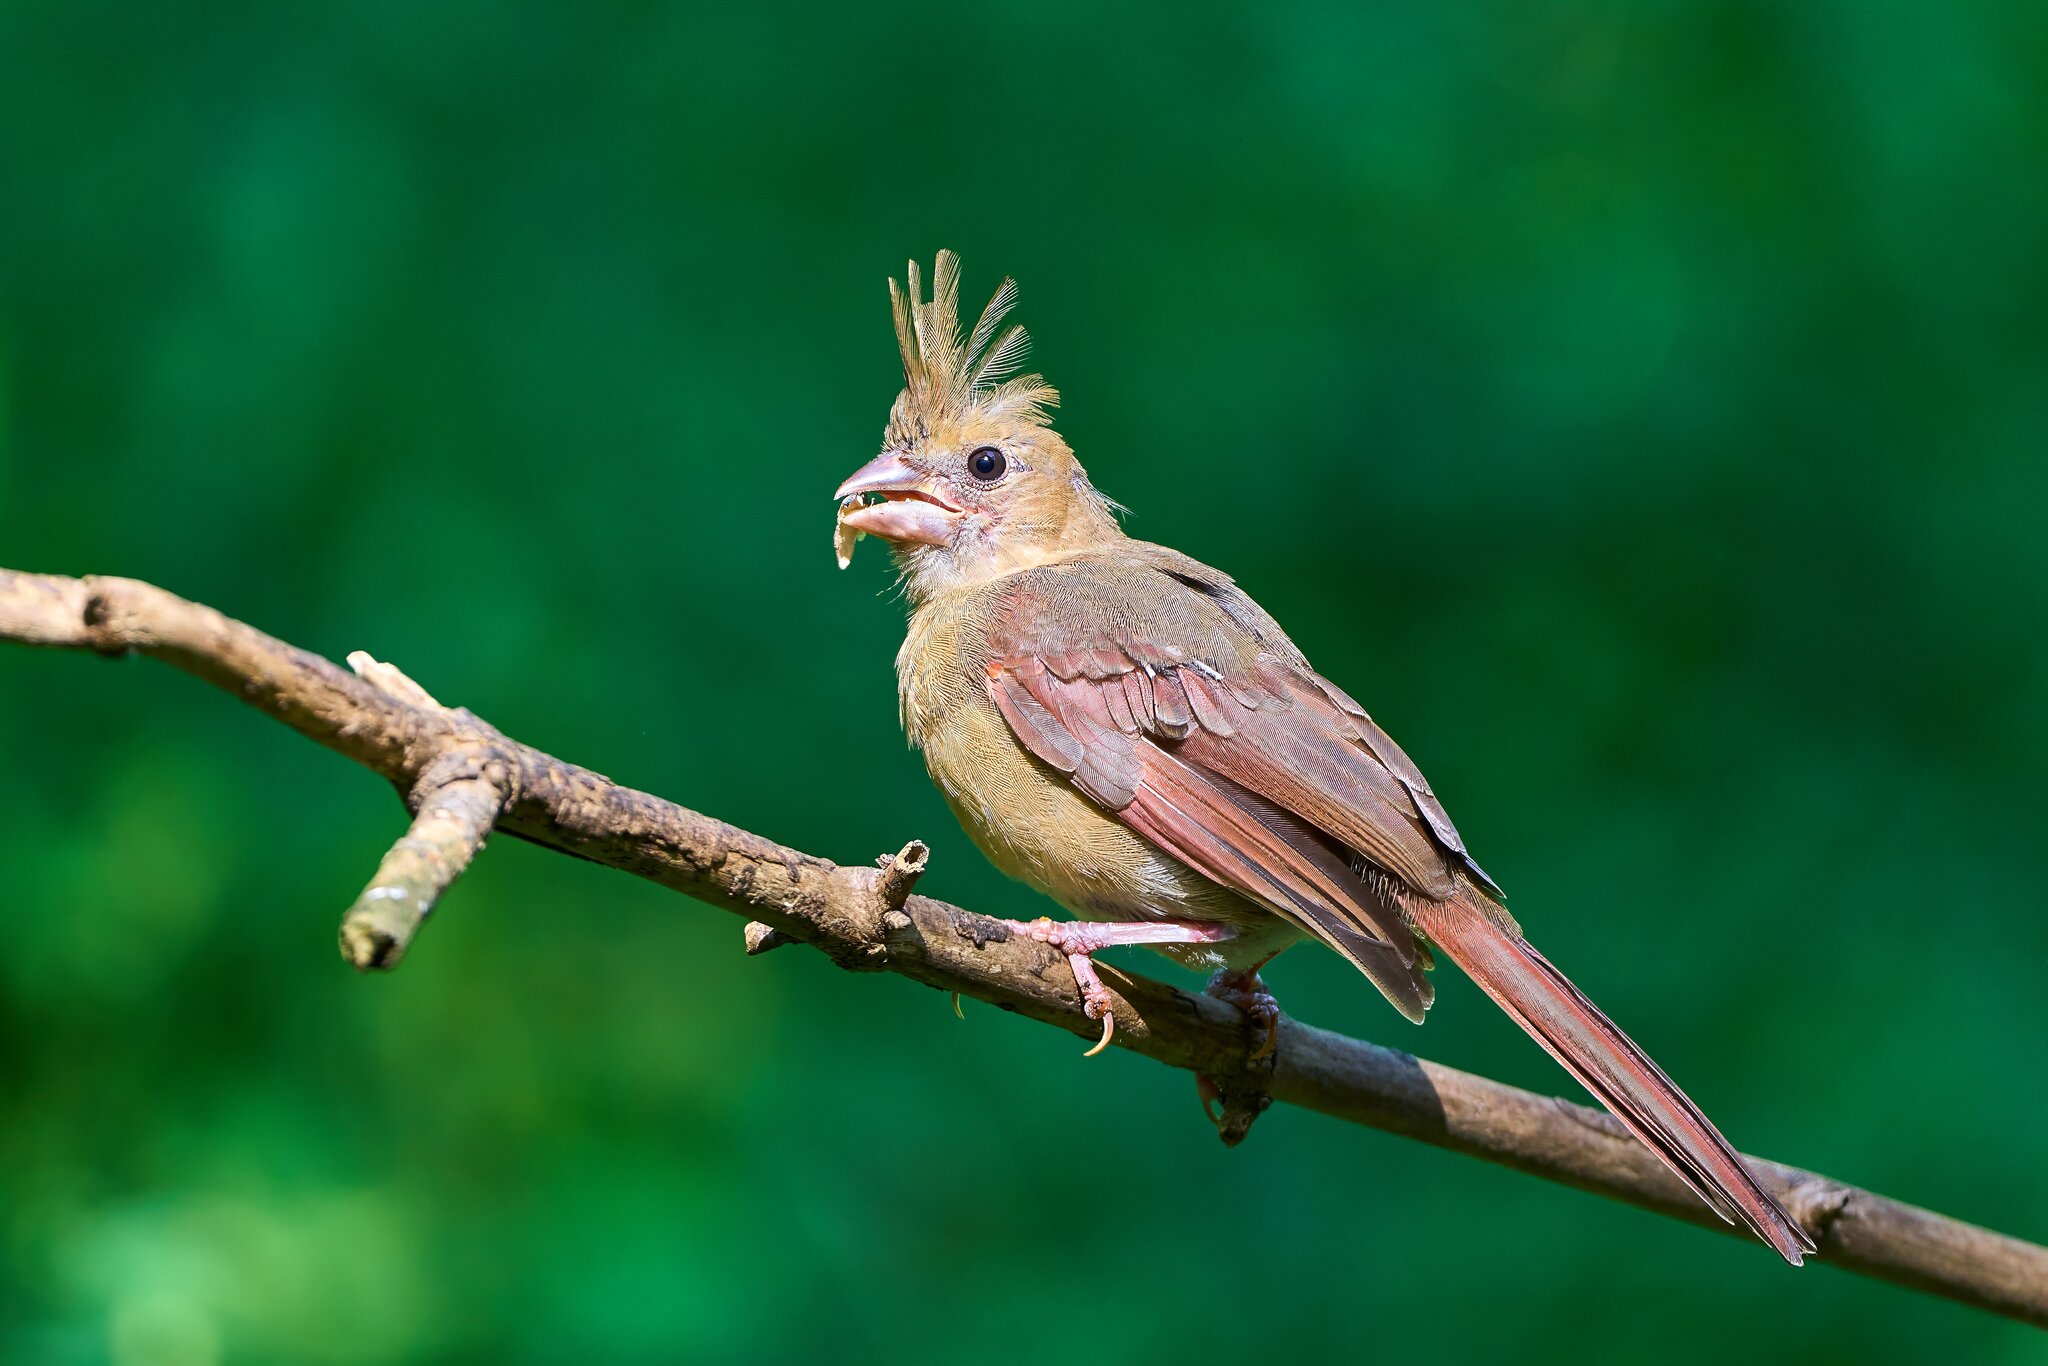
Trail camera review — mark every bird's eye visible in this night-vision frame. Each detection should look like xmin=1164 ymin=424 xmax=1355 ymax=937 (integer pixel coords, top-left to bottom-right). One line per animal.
xmin=968 ymin=447 xmax=1006 ymax=481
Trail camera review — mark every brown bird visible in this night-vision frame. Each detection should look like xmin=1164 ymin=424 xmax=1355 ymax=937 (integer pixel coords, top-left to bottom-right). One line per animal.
xmin=834 ymin=251 xmax=1813 ymax=1265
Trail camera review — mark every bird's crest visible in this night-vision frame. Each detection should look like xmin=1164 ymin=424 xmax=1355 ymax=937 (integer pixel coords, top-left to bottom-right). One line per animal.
xmin=887 ymin=250 xmax=1058 ymax=446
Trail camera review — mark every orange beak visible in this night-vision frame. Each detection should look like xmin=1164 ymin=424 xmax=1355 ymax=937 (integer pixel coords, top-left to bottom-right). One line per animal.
xmin=834 ymin=451 xmax=963 ymax=548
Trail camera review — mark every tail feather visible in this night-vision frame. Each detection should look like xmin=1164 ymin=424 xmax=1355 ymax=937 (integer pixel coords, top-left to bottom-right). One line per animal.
xmin=1412 ymin=895 xmax=1815 ymax=1265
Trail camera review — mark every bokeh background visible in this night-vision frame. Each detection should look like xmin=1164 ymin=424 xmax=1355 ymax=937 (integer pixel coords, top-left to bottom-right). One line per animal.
xmin=3 ymin=2 xmax=2046 ymax=1362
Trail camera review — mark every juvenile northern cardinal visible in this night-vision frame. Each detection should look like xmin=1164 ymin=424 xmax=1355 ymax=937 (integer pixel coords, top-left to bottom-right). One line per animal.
xmin=834 ymin=252 xmax=1812 ymax=1264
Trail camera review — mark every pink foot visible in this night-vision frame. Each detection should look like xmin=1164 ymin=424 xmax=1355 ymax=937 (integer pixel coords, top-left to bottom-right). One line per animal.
xmin=1007 ymin=917 xmax=1240 ymax=1056
xmin=1206 ymin=964 xmax=1282 ymax=1061
xmin=1197 ymin=960 xmax=1282 ymax=1145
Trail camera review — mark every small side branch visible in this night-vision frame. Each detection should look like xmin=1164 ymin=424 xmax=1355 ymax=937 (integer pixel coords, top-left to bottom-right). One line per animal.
xmin=339 ymin=746 xmax=513 ymax=969
xmin=875 ymin=839 xmax=929 ymax=911
xmin=3 ymin=567 xmax=2046 ymax=1329
xmin=334 ymin=653 xmax=516 ymax=969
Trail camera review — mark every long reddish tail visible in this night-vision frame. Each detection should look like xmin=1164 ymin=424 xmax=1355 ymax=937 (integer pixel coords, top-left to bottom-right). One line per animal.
xmin=1411 ymin=895 xmax=1815 ymax=1265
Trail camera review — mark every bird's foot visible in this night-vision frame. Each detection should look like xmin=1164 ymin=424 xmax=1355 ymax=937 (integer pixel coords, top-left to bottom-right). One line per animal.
xmin=1008 ymin=917 xmax=1240 ymax=1057
xmin=1197 ymin=961 xmax=1281 ymax=1146
xmin=1018 ymin=918 xmax=1119 ymax=1055
xmin=1205 ymin=964 xmax=1282 ymax=1061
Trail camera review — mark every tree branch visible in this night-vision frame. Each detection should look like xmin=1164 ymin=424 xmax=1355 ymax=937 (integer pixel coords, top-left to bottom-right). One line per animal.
xmin=3 ymin=567 xmax=2043 ymax=1327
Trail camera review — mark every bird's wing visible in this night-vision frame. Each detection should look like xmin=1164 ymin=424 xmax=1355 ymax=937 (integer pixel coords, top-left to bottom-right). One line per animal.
xmin=979 ymin=550 xmax=1499 ymax=1020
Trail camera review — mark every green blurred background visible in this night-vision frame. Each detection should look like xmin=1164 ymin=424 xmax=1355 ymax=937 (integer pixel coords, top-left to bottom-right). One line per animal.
xmin=3 ymin=2 xmax=2045 ymax=1361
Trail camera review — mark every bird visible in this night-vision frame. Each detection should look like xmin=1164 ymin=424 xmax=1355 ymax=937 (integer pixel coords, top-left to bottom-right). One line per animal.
xmin=833 ymin=250 xmax=1814 ymax=1265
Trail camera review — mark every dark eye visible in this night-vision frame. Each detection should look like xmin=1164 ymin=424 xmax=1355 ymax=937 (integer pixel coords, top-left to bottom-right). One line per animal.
xmin=968 ymin=447 xmax=1006 ymax=481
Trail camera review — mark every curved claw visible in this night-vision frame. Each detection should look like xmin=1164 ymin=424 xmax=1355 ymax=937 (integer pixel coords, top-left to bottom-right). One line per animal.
xmin=1082 ymin=1010 xmax=1115 ymax=1057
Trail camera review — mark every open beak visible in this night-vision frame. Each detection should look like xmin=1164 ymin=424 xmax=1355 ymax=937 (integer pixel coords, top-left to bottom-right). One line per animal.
xmin=833 ymin=451 xmax=963 ymax=548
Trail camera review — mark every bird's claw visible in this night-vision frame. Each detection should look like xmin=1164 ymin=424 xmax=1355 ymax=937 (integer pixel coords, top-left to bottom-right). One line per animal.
xmin=1083 ymin=1009 xmax=1115 ymax=1057
xmin=1068 ymin=945 xmax=1118 ymax=1057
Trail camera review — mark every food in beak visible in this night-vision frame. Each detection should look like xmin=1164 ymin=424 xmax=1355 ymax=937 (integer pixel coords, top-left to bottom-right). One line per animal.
xmin=835 ymin=495 xmax=866 ymax=570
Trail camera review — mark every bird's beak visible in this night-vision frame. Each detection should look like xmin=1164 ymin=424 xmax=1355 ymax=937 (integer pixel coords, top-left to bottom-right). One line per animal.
xmin=833 ymin=451 xmax=962 ymax=548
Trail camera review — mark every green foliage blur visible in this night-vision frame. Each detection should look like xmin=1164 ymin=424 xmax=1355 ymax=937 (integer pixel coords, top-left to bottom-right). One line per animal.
xmin=3 ymin=2 xmax=2045 ymax=1362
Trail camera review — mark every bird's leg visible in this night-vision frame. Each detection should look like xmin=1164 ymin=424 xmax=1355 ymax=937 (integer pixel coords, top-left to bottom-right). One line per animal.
xmin=1010 ymin=917 xmax=1240 ymax=1055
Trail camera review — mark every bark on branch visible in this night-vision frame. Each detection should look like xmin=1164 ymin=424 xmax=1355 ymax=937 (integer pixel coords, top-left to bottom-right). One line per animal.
xmin=3 ymin=567 xmax=2044 ymax=1327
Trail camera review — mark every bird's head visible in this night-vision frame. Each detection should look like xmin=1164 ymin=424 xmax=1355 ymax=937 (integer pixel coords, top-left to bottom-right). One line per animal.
xmin=835 ymin=251 xmax=1122 ymax=601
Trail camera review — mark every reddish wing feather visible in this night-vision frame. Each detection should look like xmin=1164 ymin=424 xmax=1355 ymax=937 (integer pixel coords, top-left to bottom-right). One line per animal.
xmin=1172 ymin=672 xmax=1460 ymax=898
xmin=988 ymin=653 xmax=1437 ymax=1019
xmin=1121 ymin=747 xmax=1432 ymax=1020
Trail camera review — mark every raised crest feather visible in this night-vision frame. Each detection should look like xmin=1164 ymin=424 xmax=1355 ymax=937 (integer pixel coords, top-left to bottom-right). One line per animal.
xmin=887 ymin=251 xmax=1058 ymax=446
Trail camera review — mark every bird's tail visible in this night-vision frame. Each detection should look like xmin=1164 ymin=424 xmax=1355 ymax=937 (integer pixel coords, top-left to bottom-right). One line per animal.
xmin=1410 ymin=894 xmax=1815 ymax=1265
